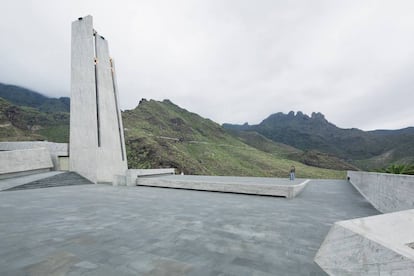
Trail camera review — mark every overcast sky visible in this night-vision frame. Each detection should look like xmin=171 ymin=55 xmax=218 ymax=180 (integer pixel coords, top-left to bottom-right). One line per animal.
xmin=1 ymin=0 xmax=414 ymax=130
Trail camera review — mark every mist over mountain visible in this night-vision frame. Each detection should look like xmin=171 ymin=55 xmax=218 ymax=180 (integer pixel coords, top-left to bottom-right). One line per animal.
xmin=0 ymin=83 xmax=69 ymax=113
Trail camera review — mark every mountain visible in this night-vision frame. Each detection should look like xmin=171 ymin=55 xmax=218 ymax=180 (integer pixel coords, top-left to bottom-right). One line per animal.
xmin=122 ymin=99 xmax=345 ymax=178
xmin=4 ymin=82 xmax=410 ymax=174
xmin=0 ymin=83 xmax=69 ymax=113
xmin=227 ymin=130 xmax=359 ymax=171
xmin=0 ymin=83 xmax=345 ymax=178
xmin=0 ymin=97 xmax=69 ymax=142
xmin=223 ymin=111 xmax=414 ymax=170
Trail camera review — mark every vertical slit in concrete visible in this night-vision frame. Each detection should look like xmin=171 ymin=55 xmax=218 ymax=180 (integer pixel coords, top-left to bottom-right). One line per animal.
xmin=93 ymin=31 xmax=101 ymax=147
xmin=110 ymin=58 xmax=125 ymax=161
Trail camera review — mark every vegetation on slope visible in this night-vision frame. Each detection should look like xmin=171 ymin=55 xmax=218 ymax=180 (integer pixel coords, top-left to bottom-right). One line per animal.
xmin=0 ymin=97 xmax=69 ymax=142
xmin=376 ymin=164 xmax=414 ymax=175
xmin=227 ymin=130 xmax=359 ymax=171
xmin=0 ymin=83 xmax=69 ymax=113
xmin=3 ymin=82 xmax=412 ymax=177
xmin=223 ymin=111 xmax=414 ymax=170
xmin=123 ymin=99 xmax=345 ymax=179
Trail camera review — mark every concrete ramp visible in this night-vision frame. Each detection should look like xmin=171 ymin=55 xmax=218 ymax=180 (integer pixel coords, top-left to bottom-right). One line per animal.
xmin=137 ymin=175 xmax=309 ymax=198
xmin=315 ymin=209 xmax=414 ymax=275
xmin=2 ymin=172 xmax=93 ymax=191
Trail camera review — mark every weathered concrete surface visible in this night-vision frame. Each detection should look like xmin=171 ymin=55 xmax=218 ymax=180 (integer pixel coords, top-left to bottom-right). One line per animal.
xmin=0 ymin=179 xmax=378 ymax=275
xmin=0 ymin=171 xmax=63 ymax=191
xmin=70 ymin=15 xmax=127 ymax=183
xmin=95 ymin=28 xmax=127 ymax=182
xmin=0 ymin=141 xmax=68 ymax=153
xmin=137 ymin=175 xmax=310 ymax=198
xmin=0 ymin=141 xmax=68 ymax=170
xmin=70 ymin=15 xmax=98 ymax=183
xmin=115 ymin=169 xmax=176 ymax=186
xmin=315 ymin=209 xmax=414 ymax=275
xmin=123 ymin=168 xmax=175 ymax=186
xmin=0 ymin=148 xmax=53 ymax=178
xmin=348 ymin=171 xmax=414 ymax=213
xmin=3 ymin=172 xmax=93 ymax=191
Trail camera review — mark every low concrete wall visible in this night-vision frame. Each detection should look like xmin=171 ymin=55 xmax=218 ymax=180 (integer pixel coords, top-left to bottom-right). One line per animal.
xmin=127 ymin=169 xmax=175 ymax=186
xmin=315 ymin=209 xmax=414 ymax=274
xmin=0 ymin=148 xmax=53 ymax=179
xmin=0 ymin=141 xmax=68 ymax=171
xmin=113 ymin=169 xmax=176 ymax=186
xmin=347 ymin=171 xmax=414 ymax=213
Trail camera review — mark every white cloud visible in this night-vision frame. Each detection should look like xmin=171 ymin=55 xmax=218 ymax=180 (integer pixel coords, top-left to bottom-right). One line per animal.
xmin=1 ymin=0 xmax=414 ymax=130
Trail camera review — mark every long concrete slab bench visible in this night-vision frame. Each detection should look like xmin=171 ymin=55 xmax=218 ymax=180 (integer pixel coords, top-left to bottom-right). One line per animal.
xmin=136 ymin=175 xmax=310 ymax=198
xmin=315 ymin=209 xmax=414 ymax=275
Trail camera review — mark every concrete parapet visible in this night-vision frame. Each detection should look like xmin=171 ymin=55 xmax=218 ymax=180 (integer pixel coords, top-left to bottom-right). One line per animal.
xmin=136 ymin=175 xmax=309 ymax=198
xmin=347 ymin=171 xmax=414 ymax=213
xmin=123 ymin=169 xmax=175 ymax=186
xmin=0 ymin=141 xmax=68 ymax=171
xmin=315 ymin=209 xmax=414 ymax=275
xmin=0 ymin=148 xmax=53 ymax=179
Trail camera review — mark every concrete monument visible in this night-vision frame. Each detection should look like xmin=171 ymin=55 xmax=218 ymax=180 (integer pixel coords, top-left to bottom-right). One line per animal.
xmin=70 ymin=15 xmax=127 ymax=183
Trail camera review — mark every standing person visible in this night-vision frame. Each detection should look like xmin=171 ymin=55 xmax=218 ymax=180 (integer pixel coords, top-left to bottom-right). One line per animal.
xmin=290 ymin=166 xmax=296 ymax=181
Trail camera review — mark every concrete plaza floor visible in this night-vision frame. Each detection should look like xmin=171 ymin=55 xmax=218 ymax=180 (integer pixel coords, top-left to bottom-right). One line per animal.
xmin=0 ymin=178 xmax=379 ymax=275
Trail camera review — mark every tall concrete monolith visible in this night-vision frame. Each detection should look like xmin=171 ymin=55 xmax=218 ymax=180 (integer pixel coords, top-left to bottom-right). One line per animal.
xmin=70 ymin=15 xmax=127 ymax=183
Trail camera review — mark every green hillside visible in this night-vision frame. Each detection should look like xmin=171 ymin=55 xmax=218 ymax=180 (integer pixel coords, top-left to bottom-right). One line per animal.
xmin=0 ymin=83 xmax=69 ymax=113
xmin=228 ymin=130 xmax=359 ymax=171
xmin=223 ymin=111 xmax=414 ymax=170
xmin=123 ymin=99 xmax=346 ymax=179
xmin=0 ymin=97 xmax=69 ymax=142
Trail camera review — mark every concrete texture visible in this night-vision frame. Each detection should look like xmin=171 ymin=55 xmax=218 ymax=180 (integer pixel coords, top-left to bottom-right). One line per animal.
xmin=348 ymin=171 xmax=414 ymax=213
xmin=0 ymin=148 xmax=53 ymax=178
xmin=0 ymin=179 xmax=379 ymax=275
xmin=95 ymin=28 xmax=127 ymax=182
xmin=122 ymin=168 xmax=175 ymax=186
xmin=136 ymin=175 xmax=310 ymax=198
xmin=70 ymin=15 xmax=98 ymax=183
xmin=70 ymin=15 xmax=127 ymax=183
xmin=0 ymin=141 xmax=68 ymax=170
xmin=0 ymin=171 xmax=63 ymax=191
xmin=3 ymin=172 xmax=93 ymax=191
xmin=315 ymin=209 xmax=414 ymax=275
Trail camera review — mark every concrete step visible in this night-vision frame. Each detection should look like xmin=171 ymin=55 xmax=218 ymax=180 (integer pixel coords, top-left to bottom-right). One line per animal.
xmin=3 ymin=172 xmax=93 ymax=191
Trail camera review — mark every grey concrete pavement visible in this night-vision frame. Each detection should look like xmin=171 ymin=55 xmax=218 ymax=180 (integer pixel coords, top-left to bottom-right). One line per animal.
xmin=0 ymin=179 xmax=379 ymax=275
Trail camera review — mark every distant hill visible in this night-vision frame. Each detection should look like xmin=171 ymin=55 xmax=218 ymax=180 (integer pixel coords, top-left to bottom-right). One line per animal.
xmin=0 ymin=83 xmax=69 ymax=113
xmin=0 ymin=83 xmax=346 ymax=178
xmin=122 ymin=99 xmax=345 ymax=178
xmin=223 ymin=111 xmax=414 ymax=170
xmin=227 ymin=130 xmax=358 ymax=171
xmin=0 ymin=97 xmax=69 ymax=142
xmin=4 ymin=82 xmax=411 ymax=174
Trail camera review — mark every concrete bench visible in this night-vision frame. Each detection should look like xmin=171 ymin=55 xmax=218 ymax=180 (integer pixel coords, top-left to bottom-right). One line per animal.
xmin=136 ymin=175 xmax=310 ymax=198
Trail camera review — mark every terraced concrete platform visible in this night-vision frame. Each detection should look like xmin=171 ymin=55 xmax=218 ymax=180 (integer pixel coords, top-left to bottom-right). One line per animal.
xmin=137 ymin=175 xmax=309 ymax=198
xmin=0 ymin=178 xmax=379 ymax=275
